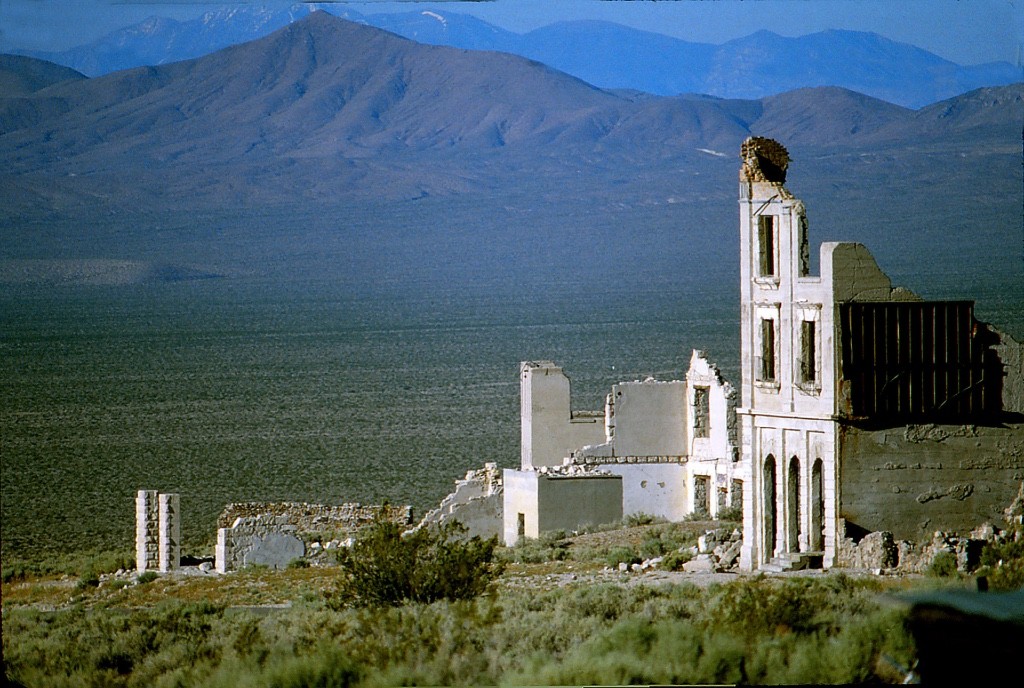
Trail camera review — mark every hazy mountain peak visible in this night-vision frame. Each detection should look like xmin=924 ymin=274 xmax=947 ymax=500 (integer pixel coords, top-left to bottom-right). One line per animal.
xmin=0 ymin=54 xmax=86 ymax=96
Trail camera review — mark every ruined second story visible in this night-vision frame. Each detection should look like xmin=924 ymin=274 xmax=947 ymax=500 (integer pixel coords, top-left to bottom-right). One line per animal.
xmin=520 ymin=350 xmax=738 ymax=469
xmin=737 ymin=136 xmax=1023 ymax=426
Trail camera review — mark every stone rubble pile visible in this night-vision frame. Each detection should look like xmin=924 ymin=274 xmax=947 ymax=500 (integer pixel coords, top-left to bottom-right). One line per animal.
xmin=838 ymin=522 xmax=1016 ymax=574
xmin=611 ymin=527 xmax=744 ymax=574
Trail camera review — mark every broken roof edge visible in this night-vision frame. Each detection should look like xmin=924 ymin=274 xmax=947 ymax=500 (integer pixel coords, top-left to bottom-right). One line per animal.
xmin=740 ymin=136 xmax=791 ymax=185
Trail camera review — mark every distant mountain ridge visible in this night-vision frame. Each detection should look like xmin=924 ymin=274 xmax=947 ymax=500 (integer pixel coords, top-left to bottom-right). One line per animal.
xmin=0 ymin=54 xmax=85 ymax=96
xmin=8 ymin=4 xmax=1021 ymax=108
xmin=0 ymin=10 xmax=1020 ymax=335
xmin=2 ymin=12 xmax=1020 ymax=214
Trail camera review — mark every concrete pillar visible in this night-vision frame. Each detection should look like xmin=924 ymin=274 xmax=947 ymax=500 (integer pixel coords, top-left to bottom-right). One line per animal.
xmin=136 ymin=490 xmax=159 ymax=573
xmin=136 ymin=490 xmax=180 ymax=573
xmin=215 ymin=527 xmax=230 ymax=574
xmin=158 ymin=492 xmax=180 ymax=572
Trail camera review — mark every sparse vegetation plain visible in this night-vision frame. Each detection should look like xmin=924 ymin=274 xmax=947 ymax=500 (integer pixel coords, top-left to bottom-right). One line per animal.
xmin=3 ymin=520 xmax=929 ymax=687
xmin=6 ymin=513 xmax=1023 ymax=686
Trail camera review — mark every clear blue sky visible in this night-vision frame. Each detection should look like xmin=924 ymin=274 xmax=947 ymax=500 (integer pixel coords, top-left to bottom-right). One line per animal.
xmin=1 ymin=0 xmax=1021 ymax=66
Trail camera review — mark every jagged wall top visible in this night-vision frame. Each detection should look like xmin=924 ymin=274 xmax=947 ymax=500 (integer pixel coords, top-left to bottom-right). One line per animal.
xmin=740 ymin=137 xmax=790 ymax=184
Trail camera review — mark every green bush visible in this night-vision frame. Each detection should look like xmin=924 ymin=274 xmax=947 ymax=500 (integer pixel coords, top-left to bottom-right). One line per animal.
xmin=2 ymin=549 xmax=135 ymax=583
xmin=76 ymin=570 xmax=100 ymax=590
xmin=976 ymin=533 xmax=1024 ymax=590
xmin=499 ymin=530 xmax=569 ymax=563
xmin=624 ymin=513 xmax=658 ymax=527
xmin=4 ymin=575 xmax=913 ymax=687
xmin=331 ymin=519 xmax=503 ymax=607
xmin=138 ymin=571 xmax=160 ymax=584
xmin=659 ymin=549 xmax=694 ymax=571
xmin=717 ymin=505 xmax=742 ymax=522
xmin=927 ymin=551 xmax=959 ymax=578
xmin=605 ymin=546 xmax=641 ymax=569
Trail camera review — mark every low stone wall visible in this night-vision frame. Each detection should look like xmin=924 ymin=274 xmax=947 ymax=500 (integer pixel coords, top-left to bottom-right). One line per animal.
xmin=215 ymin=502 xmax=413 ymax=573
xmin=216 ymin=515 xmax=305 ymax=573
xmin=217 ymin=502 xmax=413 ymax=534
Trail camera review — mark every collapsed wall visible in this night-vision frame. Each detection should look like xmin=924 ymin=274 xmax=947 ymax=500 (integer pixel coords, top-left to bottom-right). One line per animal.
xmin=837 ymin=481 xmax=1024 ymax=574
xmin=415 ymin=463 xmax=503 ymax=539
xmin=217 ymin=502 xmax=412 ymax=532
xmin=215 ymin=502 xmax=413 ymax=573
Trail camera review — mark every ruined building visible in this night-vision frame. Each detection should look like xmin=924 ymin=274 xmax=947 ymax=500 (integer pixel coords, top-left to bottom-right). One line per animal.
xmin=499 ymin=137 xmax=1024 ymax=569
xmin=736 ymin=137 xmax=1024 ymax=570
xmin=137 ymin=138 xmax=1023 ymax=573
xmin=502 ymin=350 xmax=740 ymax=545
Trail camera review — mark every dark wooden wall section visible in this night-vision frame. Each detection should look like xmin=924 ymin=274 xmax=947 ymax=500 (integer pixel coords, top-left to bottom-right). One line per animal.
xmin=838 ymin=301 xmax=999 ymax=421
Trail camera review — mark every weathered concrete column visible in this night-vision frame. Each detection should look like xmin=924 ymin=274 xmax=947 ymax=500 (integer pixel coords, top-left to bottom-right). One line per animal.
xmin=136 ymin=489 xmax=160 ymax=573
xmin=158 ymin=492 xmax=180 ymax=572
xmin=215 ymin=527 xmax=230 ymax=574
xmin=136 ymin=490 xmax=180 ymax=573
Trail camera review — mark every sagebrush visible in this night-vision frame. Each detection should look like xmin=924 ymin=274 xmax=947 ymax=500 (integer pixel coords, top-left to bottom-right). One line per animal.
xmin=330 ymin=519 xmax=503 ymax=607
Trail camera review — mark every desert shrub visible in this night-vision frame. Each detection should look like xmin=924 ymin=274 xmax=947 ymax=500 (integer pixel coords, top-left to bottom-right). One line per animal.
xmin=2 ymin=561 xmax=43 ymax=583
xmin=3 ymin=549 xmax=134 ymax=583
xmin=706 ymin=576 xmax=835 ymax=637
xmin=927 ymin=551 xmax=959 ymax=578
xmin=137 ymin=571 xmax=159 ymax=584
xmin=605 ymin=546 xmax=641 ymax=568
xmin=639 ymin=536 xmax=669 ymax=560
xmin=682 ymin=510 xmax=712 ymax=522
xmin=287 ymin=558 xmax=310 ymax=569
xmin=331 ymin=519 xmax=502 ymax=607
xmin=76 ymin=570 xmax=100 ymax=589
xmin=499 ymin=530 xmax=569 ymax=563
xmin=3 ymin=574 xmax=916 ymax=687
xmin=659 ymin=549 xmax=694 ymax=571
xmin=624 ymin=512 xmax=658 ymax=527
xmin=976 ymin=533 xmax=1024 ymax=590
xmin=717 ymin=505 xmax=742 ymax=522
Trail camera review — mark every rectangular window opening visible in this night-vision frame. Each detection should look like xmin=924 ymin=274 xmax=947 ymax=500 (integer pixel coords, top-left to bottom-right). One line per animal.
xmin=693 ymin=386 xmax=710 ymax=438
xmin=798 ymin=215 xmax=810 ymax=277
xmin=759 ymin=318 xmax=776 ymax=382
xmin=800 ymin=320 xmax=817 ymax=383
xmin=758 ymin=215 xmax=776 ymax=277
xmin=694 ymin=476 xmax=710 ymax=516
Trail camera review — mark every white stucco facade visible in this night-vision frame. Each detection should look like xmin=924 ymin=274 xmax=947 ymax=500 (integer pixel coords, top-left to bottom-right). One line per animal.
xmin=502 ymin=469 xmax=622 ymax=545
xmin=520 ymin=361 xmax=606 ymax=469
xmin=736 ymin=137 xmax=920 ymax=570
xmin=503 ymin=350 xmax=740 ymax=545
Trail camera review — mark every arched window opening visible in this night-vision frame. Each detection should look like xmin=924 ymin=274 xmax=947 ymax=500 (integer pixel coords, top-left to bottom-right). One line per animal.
xmin=788 ymin=456 xmax=801 ymax=553
xmin=763 ymin=455 xmax=777 ymax=562
xmin=811 ymin=459 xmax=825 ymax=552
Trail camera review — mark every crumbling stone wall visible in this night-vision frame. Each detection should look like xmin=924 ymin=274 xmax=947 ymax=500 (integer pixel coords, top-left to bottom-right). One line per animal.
xmin=740 ymin=136 xmax=790 ymax=185
xmin=217 ymin=502 xmax=412 ymax=533
xmin=839 ymin=423 xmax=1024 ymax=542
xmin=991 ymin=325 xmax=1024 ymax=415
xmin=216 ymin=515 xmax=305 ymax=573
xmin=837 ymin=525 xmax=1000 ymax=574
xmin=214 ymin=502 xmax=412 ymax=573
xmin=416 ymin=463 xmax=503 ymax=539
